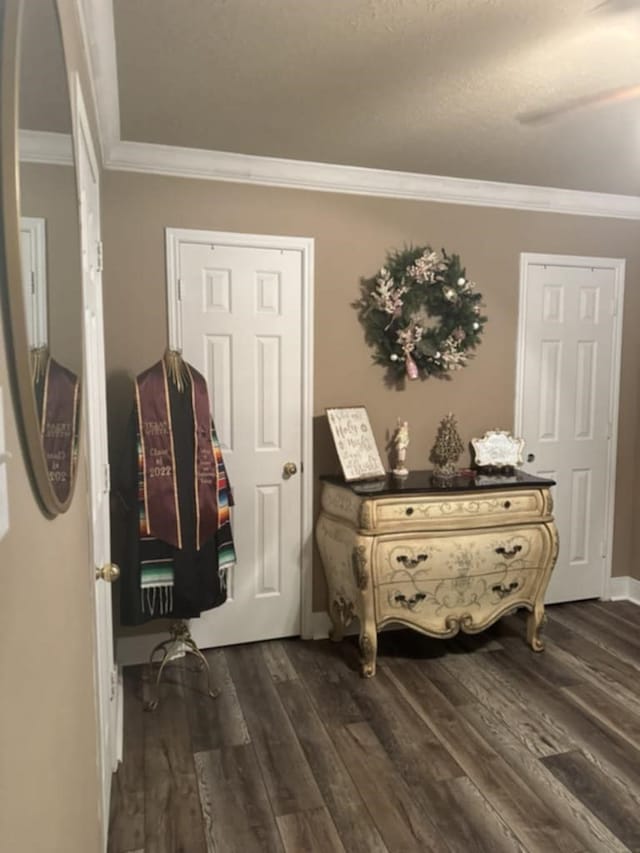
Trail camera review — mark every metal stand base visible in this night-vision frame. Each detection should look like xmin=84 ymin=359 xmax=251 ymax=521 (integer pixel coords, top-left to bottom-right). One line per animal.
xmin=144 ymin=620 xmax=220 ymax=711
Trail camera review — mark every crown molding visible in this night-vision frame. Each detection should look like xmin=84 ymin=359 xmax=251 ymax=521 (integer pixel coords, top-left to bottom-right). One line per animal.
xmin=75 ymin=0 xmax=640 ymax=220
xmin=105 ymin=138 xmax=640 ymax=219
xmin=18 ymin=129 xmax=73 ymax=165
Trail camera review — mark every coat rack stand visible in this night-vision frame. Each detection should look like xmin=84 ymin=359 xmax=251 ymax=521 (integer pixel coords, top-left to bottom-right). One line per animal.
xmin=144 ymin=620 xmax=220 ymax=711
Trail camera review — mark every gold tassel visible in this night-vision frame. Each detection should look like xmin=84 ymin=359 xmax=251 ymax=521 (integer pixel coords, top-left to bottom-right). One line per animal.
xmin=164 ymin=348 xmax=188 ymax=393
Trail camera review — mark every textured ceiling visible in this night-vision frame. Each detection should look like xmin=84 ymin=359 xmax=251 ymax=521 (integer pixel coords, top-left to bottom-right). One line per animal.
xmin=113 ymin=0 xmax=640 ymax=194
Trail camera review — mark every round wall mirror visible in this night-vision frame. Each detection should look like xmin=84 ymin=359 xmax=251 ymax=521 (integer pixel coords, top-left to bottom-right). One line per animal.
xmin=1 ymin=0 xmax=82 ymax=514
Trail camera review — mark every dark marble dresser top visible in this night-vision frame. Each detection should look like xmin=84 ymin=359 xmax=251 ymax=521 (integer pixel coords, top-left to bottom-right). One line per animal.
xmin=321 ymin=469 xmax=555 ymax=497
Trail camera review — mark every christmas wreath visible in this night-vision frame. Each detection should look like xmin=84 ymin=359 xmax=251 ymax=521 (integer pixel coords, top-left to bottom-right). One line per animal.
xmin=357 ymin=246 xmax=487 ymax=380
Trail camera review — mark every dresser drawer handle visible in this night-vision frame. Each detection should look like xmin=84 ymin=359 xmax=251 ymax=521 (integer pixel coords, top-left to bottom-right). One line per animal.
xmin=405 ymin=507 xmax=414 ymax=516
xmin=392 ymin=591 xmax=427 ymax=609
xmin=396 ymin=554 xmax=428 ymax=568
xmin=495 ymin=545 xmax=522 ymax=558
xmin=503 ymin=500 xmax=511 ymax=509
xmin=491 ymin=581 xmax=519 ymax=598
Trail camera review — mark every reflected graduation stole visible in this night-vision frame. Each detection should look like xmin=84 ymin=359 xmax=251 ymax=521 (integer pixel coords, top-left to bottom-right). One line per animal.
xmin=40 ymin=357 xmax=80 ymax=501
xmin=135 ymin=359 xmax=229 ymax=550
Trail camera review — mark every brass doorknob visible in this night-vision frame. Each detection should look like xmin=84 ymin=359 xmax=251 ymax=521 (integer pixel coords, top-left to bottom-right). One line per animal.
xmin=283 ymin=462 xmax=298 ymax=478
xmin=96 ymin=563 xmax=120 ymax=582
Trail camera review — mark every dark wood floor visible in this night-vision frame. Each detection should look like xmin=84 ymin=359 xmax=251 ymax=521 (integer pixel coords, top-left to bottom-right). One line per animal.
xmin=108 ymin=600 xmax=640 ymax=853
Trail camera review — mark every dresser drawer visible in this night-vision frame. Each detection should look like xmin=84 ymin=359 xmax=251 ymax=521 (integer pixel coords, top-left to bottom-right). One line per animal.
xmin=367 ymin=489 xmax=551 ymax=532
xmin=375 ymin=565 xmax=542 ymax=629
xmin=372 ymin=524 xmax=552 ymax=585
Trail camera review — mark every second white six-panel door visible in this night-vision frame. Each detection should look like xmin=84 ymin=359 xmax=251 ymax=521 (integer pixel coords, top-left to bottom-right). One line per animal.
xmin=517 ymin=255 xmax=623 ymax=604
xmin=176 ymin=235 xmax=304 ymax=647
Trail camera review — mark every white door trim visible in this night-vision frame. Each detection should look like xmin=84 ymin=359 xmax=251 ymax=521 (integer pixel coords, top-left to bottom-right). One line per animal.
xmin=19 ymin=216 xmax=47 ymax=348
xmin=515 ymin=252 xmax=626 ymax=600
xmin=165 ymin=227 xmax=315 ymax=640
xmin=73 ymin=72 xmax=119 ymax=850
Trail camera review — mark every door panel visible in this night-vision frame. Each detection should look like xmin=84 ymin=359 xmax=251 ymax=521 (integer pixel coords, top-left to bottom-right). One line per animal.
xmin=517 ymin=257 xmax=623 ymax=603
xmin=176 ymin=238 xmax=304 ymax=647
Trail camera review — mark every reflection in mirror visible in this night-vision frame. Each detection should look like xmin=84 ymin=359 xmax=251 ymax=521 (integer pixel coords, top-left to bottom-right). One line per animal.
xmin=15 ymin=0 xmax=82 ymax=506
xmin=30 ymin=346 xmax=80 ymax=500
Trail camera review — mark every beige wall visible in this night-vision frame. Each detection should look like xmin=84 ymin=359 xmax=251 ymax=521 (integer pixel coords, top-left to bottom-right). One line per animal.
xmin=0 ymin=1 xmax=102 ymax=851
xmin=0 ymin=348 xmax=100 ymax=853
xmin=102 ymin=172 xmax=640 ymax=619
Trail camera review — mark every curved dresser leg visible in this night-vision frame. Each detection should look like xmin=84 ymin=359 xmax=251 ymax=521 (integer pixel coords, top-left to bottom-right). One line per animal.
xmin=527 ymin=603 xmax=546 ymax=652
xmin=359 ymin=629 xmax=377 ymax=678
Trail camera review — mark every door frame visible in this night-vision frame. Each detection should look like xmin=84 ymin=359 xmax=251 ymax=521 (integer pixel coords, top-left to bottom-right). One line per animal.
xmin=19 ymin=216 xmax=47 ymax=348
xmin=515 ymin=252 xmax=626 ymax=600
xmin=165 ymin=227 xmax=315 ymax=639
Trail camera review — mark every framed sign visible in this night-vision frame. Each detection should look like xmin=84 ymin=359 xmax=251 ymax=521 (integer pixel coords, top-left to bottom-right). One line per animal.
xmin=326 ymin=406 xmax=386 ymax=482
xmin=471 ymin=430 xmax=524 ymax=469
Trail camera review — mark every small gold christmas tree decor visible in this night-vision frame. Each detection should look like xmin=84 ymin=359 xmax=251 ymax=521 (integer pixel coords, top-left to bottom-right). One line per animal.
xmin=429 ymin=412 xmax=464 ymax=480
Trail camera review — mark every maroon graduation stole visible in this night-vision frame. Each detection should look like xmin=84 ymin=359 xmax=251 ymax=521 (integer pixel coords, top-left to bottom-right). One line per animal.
xmin=135 ymin=360 xmax=218 ymax=550
xmin=40 ymin=357 xmax=80 ymax=503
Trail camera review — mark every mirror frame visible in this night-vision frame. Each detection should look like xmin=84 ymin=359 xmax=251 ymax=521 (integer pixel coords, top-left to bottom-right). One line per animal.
xmin=0 ymin=0 xmax=79 ymax=516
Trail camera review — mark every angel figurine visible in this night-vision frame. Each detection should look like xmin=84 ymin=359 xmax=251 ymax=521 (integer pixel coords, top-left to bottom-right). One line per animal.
xmin=393 ymin=419 xmax=410 ymax=477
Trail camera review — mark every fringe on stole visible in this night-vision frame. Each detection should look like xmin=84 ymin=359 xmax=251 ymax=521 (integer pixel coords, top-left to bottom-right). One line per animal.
xmin=141 ymin=584 xmax=174 ymax=617
xmin=140 ymin=552 xmax=175 ymax=617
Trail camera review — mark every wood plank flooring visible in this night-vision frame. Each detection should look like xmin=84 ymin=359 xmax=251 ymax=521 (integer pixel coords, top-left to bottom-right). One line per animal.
xmin=108 ymin=600 xmax=640 ymax=853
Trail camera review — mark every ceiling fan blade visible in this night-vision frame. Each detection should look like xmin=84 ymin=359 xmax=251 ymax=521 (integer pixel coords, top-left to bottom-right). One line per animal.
xmin=517 ymin=83 xmax=640 ymax=124
xmin=591 ymin=0 xmax=640 ymax=14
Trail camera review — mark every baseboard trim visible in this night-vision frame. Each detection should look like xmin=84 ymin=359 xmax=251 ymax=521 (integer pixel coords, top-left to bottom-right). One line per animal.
xmin=116 ymin=613 xmax=349 ymax=664
xmin=117 ymin=587 xmax=640 ymax=664
xmin=608 ymin=576 xmax=629 ymax=599
xmin=608 ymin=575 xmax=640 ymax=604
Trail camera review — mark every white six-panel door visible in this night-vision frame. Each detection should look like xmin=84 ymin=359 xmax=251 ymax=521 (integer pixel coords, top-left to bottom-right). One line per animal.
xmin=516 ymin=253 xmax=624 ymax=604
xmin=167 ymin=229 xmax=314 ymax=648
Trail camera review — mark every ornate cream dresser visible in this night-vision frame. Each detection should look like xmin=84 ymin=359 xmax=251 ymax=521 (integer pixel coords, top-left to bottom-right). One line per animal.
xmin=316 ymin=471 xmax=558 ymax=677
